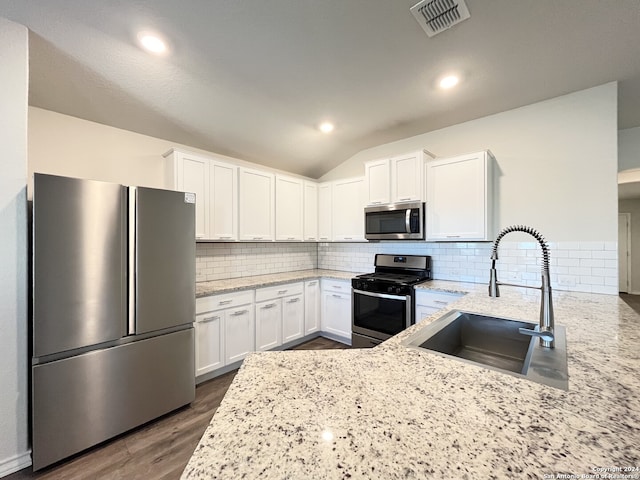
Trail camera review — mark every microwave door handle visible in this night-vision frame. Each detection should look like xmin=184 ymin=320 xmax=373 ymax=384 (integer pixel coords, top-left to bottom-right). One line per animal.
xmin=405 ymin=209 xmax=411 ymax=234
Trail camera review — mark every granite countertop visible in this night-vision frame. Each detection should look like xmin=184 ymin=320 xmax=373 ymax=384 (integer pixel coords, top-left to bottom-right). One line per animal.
xmin=196 ymin=269 xmax=361 ymax=297
xmin=183 ymin=280 xmax=640 ymax=479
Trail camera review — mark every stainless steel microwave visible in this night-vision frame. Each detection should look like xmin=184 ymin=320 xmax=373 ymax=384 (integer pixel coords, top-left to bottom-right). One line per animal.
xmin=364 ymin=202 xmax=425 ymax=240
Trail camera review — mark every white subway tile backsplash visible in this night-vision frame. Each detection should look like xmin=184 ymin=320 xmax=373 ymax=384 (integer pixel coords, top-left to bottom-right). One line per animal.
xmin=195 ymin=239 xmax=619 ymax=295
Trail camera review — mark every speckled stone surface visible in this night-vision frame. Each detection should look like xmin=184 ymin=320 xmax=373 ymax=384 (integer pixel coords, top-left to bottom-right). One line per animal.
xmin=196 ymin=269 xmax=361 ymax=297
xmin=183 ymin=281 xmax=640 ymax=479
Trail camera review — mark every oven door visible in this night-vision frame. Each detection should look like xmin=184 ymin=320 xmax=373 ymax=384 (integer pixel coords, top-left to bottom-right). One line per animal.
xmin=352 ymin=289 xmax=412 ymax=342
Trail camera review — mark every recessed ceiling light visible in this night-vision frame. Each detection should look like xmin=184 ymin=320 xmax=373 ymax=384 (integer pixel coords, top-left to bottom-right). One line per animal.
xmin=439 ymin=75 xmax=459 ymax=89
xmin=319 ymin=122 xmax=334 ymax=134
xmin=137 ymin=32 xmax=168 ymax=55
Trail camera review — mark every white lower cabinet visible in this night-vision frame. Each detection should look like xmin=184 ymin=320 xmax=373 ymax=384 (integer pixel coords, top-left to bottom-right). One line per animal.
xmin=282 ymin=294 xmax=304 ymax=343
xmin=196 ymin=277 xmax=354 ymax=381
xmin=195 ymin=290 xmax=255 ymax=378
xmin=321 ymin=279 xmax=352 ymax=341
xmin=224 ymin=306 xmax=255 ymax=364
xmin=195 ymin=311 xmax=224 ymax=376
xmin=414 ymin=290 xmax=463 ymax=324
xmin=255 ymin=282 xmax=305 ymax=350
xmin=304 ymin=280 xmax=320 ymax=335
xmin=255 ymin=299 xmax=282 ymax=351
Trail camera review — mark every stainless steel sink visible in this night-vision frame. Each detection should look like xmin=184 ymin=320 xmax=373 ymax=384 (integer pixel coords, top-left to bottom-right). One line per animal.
xmin=403 ymin=310 xmax=568 ymax=390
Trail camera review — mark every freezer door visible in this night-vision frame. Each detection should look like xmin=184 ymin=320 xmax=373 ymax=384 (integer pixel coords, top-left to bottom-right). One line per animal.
xmin=134 ymin=186 xmax=195 ymax=334
xmin=33 ymin=174 xmax=126 ymax=358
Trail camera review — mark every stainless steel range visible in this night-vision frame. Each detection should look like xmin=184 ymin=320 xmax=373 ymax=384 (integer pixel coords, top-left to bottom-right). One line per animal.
xmin=351 ymin=254 xmax=432 ymax=348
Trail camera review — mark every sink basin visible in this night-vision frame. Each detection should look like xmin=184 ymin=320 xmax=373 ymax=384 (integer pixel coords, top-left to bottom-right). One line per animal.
xmin=403 ymin=310 xmax=568 ymax=390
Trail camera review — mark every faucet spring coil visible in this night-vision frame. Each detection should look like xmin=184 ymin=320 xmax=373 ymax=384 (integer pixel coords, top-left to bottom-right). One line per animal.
xmin=492 ymin=224 xmax=550 ymax=272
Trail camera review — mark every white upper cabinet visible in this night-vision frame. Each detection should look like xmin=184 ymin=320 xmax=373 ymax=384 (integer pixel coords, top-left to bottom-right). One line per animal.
xmin=165 ymin=149 xmax=239 ymax=241
xmin=318 ymin=182 xmax=332 ymax=242
xmin=239 ymin=167 xmax=275 ymax=241
xmin=364 ymin=159 xmax=391 ymax=205
xmin=364 ymin=150 xmax=433 ymax=206
xmin=426 ymin=150 xmax=495 ymax=241
xmin=303 ymin=181 xmax=319 ymax=242
xmin=275 ymin=174 xmax=304 ymax=241
xmin=209 ymin=160 xmax=238 ymax=241
xmin=332 ymin=177 xmax=365 ymax=241
xmin=165 ymin=149 xmax=209 ymax=239
xmin=391 ymin=151 xmax=431 ymax=203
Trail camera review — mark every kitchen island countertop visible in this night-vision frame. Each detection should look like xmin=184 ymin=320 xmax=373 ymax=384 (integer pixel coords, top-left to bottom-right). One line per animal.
xmin=183 ymin=280 xmax=640 ymax=479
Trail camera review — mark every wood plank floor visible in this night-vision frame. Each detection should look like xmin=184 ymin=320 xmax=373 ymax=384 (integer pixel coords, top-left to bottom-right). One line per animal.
xmin=8 ymin=336 xmax=349 ymax=480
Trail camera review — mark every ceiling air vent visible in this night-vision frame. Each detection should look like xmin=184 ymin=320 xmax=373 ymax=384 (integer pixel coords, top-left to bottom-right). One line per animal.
xmin=410 ymin=0 xmax=471 ymax=37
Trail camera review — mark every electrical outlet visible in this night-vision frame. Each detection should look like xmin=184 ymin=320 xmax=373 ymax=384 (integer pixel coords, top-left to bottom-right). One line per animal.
xmin=557 ymin=276 xmax=575 ymax=287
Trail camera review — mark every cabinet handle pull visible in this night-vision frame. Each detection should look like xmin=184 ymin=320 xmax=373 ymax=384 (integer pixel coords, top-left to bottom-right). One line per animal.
xmin=333 ymin=285 xmax=342 ymax=289
xmin=308 ymin=281 xmax=316 ymax=286
xmin=229 ymin=309 xmax=248 ymax=316
xmin=253 ymin=236 xmax=264 ymax=240
xmin=219 ymin=236 xmax=233 ymax=239
xmin=344 ymin=237 xmax=352 ymax=240
xmin=286 ymin=298 xmax=300 ymax=303
xmin=307 ymin=237 xmax=315 ymax=240
xmin=433 ymin=300 xmax=448 ymax=305
xmin=202 ymin=315 xmax=220 ymax=323
xmin=332 ymin=294 xmax=342 ymax=298
xmin=320 ymin=237 xmax=329 ymax=240
xmin=278 ymin=290 xmax=288 ymax=294
xmin=370 ymin=201 xmax=382 ymax=205
xmin=218 ymin=300 xmax=232 ymax=305
xmin=399 ymin=197 xmax=411 ymax=201
xmin=261 ymin=303 xmax=277 ymax=309
xmin=196 ymin=234 xmax=205 ymax=239
xmin=287 ymin=237 xmax=295 ymax=240
xmin=446 ymin=235 xmax=460 ymax=238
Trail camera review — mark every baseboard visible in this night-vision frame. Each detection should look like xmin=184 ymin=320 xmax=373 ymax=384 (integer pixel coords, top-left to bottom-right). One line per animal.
xmin=628 ymin=290 xmax=640 ymax=296
xmin=318 ymin=331 xmax=351 ymax=346
xmin=0 ymin=451 xmax=32 ymax=478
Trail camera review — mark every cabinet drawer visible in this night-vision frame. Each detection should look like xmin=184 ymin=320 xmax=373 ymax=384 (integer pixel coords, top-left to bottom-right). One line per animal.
xmin=196 ymin=290 xmax=254 ymax=314
xmin=255 ymin=282 xmax=304 ymax=302
xmin=321 ymin=278 xmax=351 ymax=293
xmin=415 ymin=290 xmax=462 ymax=308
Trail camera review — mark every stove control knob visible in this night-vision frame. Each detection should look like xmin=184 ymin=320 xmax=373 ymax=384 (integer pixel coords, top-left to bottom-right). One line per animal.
xmin=395 ymin=287 xmax=402 ymax=294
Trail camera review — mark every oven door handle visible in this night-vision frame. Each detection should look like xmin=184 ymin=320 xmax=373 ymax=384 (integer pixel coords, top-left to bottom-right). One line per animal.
xmin=352 ymin=289 xmax=408 ymax=301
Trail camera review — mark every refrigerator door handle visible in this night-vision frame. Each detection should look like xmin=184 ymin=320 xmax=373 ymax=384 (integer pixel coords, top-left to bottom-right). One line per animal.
xmin=128 ymin=187 xmax=137 ymax=336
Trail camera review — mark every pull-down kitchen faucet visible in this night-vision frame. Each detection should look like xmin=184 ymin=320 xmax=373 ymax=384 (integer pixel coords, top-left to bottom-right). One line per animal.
xmin=488 ymin=225 xmax=555 ymax=348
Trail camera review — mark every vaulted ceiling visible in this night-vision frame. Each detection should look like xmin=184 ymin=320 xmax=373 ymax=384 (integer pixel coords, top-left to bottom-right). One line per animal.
xmin=1 ymin=0 xmax=639 ymax=178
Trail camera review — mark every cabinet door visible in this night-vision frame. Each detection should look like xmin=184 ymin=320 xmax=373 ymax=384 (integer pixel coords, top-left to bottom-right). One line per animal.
xmin=195 ymin=312 xmax=224 ymax=376
xmin=303 ymin=182 xmax=319 ymax=241
xmin=365 ymin=159 xmax=390 ymax=205
xmin=282 ymin=294 xmax=304 ymax=343
xmin=321 ymin=291 xmax=351 ymax=339
xmin=414 ymin=305 xmax=440 ymax=324
xmin=426 ymin=152 xmax=491 ymax=241
xmin=332 ymin=177 xmax=365 ymax=241
xmin=177 ymin=154 xmax=209 ymax=239
xmin=318 ymin=183 xmax=332 ymax=241
xmin=239 ymin=168 xmax=275 ymax=241
xmin=210 ymin=160 xmax=238 ymax=241
xmin=255 ymin=299 xmax=282 ymax=351
xmin=224 ymin=306 xmax=255 ymax=364
xmin=391 ymin=152 xmax=424 ymax=203
xmin=275 ymin=175 xmax=304 ymax=241
xmin=304 ymin=280 xmax=320 ymax=335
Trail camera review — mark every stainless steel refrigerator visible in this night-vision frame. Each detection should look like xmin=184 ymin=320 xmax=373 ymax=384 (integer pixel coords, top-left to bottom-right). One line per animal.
xmin=31 ymin=173 xmax=196 ymax=470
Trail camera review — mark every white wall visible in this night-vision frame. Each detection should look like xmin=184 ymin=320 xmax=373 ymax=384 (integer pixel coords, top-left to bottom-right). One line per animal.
xmin=0 ymin=17 xmax=31 ymax=477
xmin=321 ymin=84 xmax=619 ymax=243
xmin=619 ymin=126 xmax=640 ymax=171
xmin=28 ymin=107 xmax=314 ymax=197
